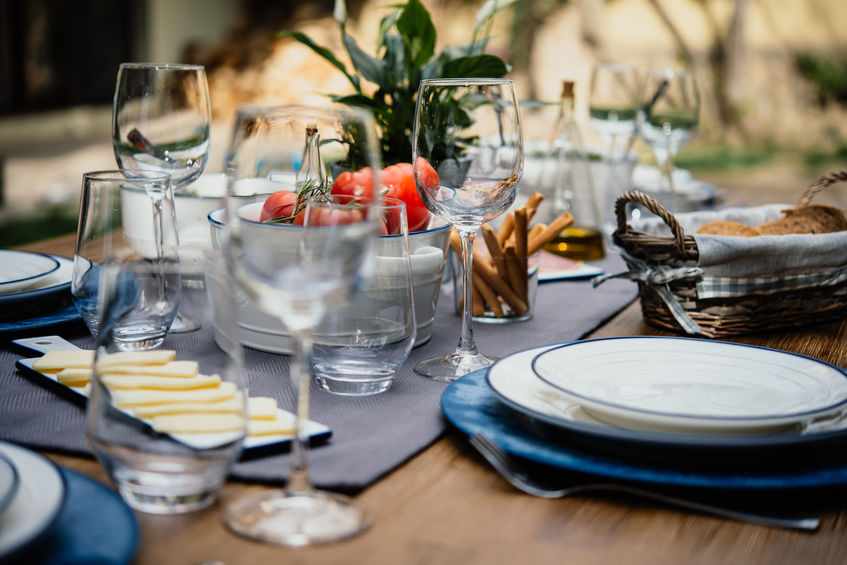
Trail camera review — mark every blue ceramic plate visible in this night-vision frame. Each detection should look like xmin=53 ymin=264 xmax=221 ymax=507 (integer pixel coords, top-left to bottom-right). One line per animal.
xmin=0 ymin=251 xmax=60 ymax=294
xmin=442 ymin=368 xmax=847 ymax=490
xmin=0 ymin=304 xmax=81 ymax=334
xmin=17 ymin=467 xmax=139 ymax=565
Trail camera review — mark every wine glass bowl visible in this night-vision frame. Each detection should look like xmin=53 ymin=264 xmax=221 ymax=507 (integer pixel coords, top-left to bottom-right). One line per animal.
xmin=112 ymin=63 xmax=211 ymax=191
xmin=412 ymin=78 xmax=523 ymax=380
xmin=639 ymin=68 xmax=700 ymax=211
xmin=588 ymin=63 xmax=641 ymax=152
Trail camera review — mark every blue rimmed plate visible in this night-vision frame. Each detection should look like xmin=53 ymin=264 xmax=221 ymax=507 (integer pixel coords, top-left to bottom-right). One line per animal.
xmin=0 ymin=255 xmax=73 ymax=308
xmin=531 ymin=337 xmax=847 ymax=435
xmin=0 ymin=251 xmax=60 ymax=294
xmin=443 ymin=367 xmax=847 ymax=490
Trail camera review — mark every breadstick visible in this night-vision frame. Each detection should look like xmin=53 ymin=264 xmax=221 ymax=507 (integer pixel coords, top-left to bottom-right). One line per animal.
xmin=481 ymin=224 xmax=509 ymax=282
xmin=528 ymin=223 xmax=545 ymax=243
xmin=504 ymin=246 xmax=527 ymax=303
xmin=524 ymin=191 xmax=544 ymax=223
xmin=473 ymin=275 xmax=503 ymax=317
xmin=473 ymin=257 xmax=527 ymax=315
xmin=470 ymin=281 xmax=485 ymax=316
xmin=528 ymin=212 xmax=574 ymax=255
xmin=514 ymin=208 xmax=528 ymax=274
xmin=497 ymin=212 xmax=515 ymax=246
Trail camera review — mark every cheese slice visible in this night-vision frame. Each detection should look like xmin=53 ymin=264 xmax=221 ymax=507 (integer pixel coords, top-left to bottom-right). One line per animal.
xmin=111 ymin=382 xmax=237 ymax=407
xmin=97 ymin=350 xmax=177 ymax=369
xmin=151 ymin=413 xmax=246 ymax=434
xmin=32 ymin=350 xmax=95 ymax=371
xmin=132 ymin=395 xmax=245 ymax=419
xmin=97 ymin=361 xmax=199 ymax=378
xmin=247 ymin=397 xmax=278 ymax=420
xmin=248 ymin=416 xmax=296 ymax=437
xmin=101 ymin=374 xmax=221 ymax=390
xmin=56 ymin=368 xmax=93 ymax=386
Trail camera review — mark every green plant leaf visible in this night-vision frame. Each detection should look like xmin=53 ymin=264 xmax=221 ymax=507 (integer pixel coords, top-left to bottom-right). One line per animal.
xmin=330 ymin=93 xmax=389 ymax=114
xmin=382 ymin=34 xmax=407 ymax=87
xmin=396 ymin=0 xmax=436 ymax=70
xmin=278 ymin=30 xmax=362 ymax=92
xmin=376 ymin=9 xmax=402 ymax=49
xmin=441 ymin=54 xmax=509 ymax=78
xmin=342 ymin=27 xmax=387 ymax=87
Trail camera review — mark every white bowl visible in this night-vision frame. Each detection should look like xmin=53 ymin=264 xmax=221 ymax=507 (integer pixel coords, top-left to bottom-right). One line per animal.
xmin=206 ymin=206 xmax=450 ymax=354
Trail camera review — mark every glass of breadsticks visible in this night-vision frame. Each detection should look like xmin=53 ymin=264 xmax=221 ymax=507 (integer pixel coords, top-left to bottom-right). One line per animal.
xmin=451 ymin=191 xmax=574 ymax=322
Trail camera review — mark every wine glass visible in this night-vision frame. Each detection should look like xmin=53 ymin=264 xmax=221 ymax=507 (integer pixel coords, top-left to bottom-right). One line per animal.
xmin=639 ymin=68 xmax=700 ymax=212
xmin=112 ymin=63 xmax=211 ymax=332
xmin=412 ymin=78 xmax=523 ymax=380
xmin=588 ymin=63 xmax=640 ymax=236
xmin=221 ymin=104 xmax=382 ymax=546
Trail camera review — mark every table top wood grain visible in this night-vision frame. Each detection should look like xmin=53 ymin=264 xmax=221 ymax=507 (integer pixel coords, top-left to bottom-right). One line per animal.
xmin=15 ymin=235 xmax=847 ymax=565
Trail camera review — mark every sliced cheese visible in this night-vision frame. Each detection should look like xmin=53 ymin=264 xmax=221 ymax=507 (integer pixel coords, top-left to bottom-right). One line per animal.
xmin=101 ymin=374 xmax=221 ymax=391
xmin=97 ymin=360 xmax=199 ymax=378
xmin=32 ymin=350 xmax=95 ymax=371
xmin=97 ymin=350 xmax=177 ymax=369
xmin=132 ymin=395 xmax=245 ymax=419
xmin=151 ymin=413 xmax=246 ymax=434
xmin=111 ymin=382 xmax=237 ymax=407
xmin=247 ymin=397 xmax=278 ymax=420
xmin=248 ymin=416 xmax=296 ymax=437
xmin=56 ymin=367 xmax=93 ymax=386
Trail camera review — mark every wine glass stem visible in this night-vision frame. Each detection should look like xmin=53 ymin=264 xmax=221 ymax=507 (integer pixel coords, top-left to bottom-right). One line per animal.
xmin=287 ymin=328 xmax=313 ymax=496
xmin=663 ymin=133 xmax=677 ymax=212
xmin=457 ymin=227 xmax=479 ymax=356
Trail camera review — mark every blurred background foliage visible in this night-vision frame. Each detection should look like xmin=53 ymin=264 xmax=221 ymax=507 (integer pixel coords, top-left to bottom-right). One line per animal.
xmin=1 ymin=0 xmax=846 ymax=247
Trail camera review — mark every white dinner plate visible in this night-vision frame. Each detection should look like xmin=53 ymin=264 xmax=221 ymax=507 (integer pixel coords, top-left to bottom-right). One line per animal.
xmin=0 ymin=251 xmax=61 ymax=294
xmin=0 ymin=451 xmax=18 ymax=515
xmin=0 ymin=255 xmax=73 ymax=307
xmin=531 ymin=337 xmax=847 ymax=435
xmin=0 ymin=441 xmax=66 ymax=560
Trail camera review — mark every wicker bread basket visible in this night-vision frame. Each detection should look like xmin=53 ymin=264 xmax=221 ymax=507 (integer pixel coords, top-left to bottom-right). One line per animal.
xmin=608 ymin=170 xmax=847 ymax=338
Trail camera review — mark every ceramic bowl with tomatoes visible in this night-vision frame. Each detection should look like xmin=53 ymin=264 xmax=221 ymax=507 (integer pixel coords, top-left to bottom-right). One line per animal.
xmin=205 ymin=201 xmax=450 ymax=354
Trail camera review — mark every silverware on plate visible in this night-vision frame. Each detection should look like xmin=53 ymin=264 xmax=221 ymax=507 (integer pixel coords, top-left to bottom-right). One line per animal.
xmin=468 ymin=433 xmax=820 ymax=531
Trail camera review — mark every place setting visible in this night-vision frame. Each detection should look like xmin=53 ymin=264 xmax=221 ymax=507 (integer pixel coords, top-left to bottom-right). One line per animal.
xmin=441 ymin=334 xmax=847 ymax=529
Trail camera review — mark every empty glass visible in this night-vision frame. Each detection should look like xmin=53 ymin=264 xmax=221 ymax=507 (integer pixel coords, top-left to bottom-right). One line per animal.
xmin=71 ymin=170 xmax=180 ymax=351
xmin=312 ymin=197 xmax=416 ymax=395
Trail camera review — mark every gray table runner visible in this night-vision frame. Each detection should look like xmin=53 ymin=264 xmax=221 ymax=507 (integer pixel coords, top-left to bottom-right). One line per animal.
xmin=0 ymin=253 xmax=636 ymax=491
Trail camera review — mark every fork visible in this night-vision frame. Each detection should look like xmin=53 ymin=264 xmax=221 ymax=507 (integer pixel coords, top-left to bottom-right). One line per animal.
xmin=468 ymin=433 xmax=820 ymax=531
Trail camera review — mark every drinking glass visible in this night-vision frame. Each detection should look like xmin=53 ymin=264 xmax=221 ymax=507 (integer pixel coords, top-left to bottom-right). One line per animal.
xmin=639 ymin=68 xmax=700 ymax=212
xmin=222 ymin=104 xmax=382 ymax=546
xmin=85 ymin=263 xmax=246 ymax=513
xmin=412 ymin=78 xmax=523 ymax=380
xmin=112 ymin=62 xmax=211 ymax=332
xmin=71 ymin=170 xmax=180 ymax=351
xmin=312 ymin=197 xmax=416 ymax=395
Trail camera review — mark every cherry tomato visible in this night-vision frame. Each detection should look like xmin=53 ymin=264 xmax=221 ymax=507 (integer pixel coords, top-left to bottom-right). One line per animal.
xmin=309 ymin=206 xmax=365 ymax=226
xmin=382 ymin=162 xmax=432 ymax=232
xmin=260 ymin=190 xmax=298 ymax=222
xmin=415 ymin=156 xmax=439 ymax=192
xmin=330 ymin=167 xmax=374 ymax=198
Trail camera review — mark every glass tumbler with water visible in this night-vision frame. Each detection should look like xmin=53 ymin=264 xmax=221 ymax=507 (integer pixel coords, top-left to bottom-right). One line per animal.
xmin=71 ymin=170 xmax=180 ymax=351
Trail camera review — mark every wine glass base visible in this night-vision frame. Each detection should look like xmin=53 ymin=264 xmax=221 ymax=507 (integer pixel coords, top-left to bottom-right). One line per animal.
xmin=223 ymin=489 xmax=371 ymax=547
xmin=169 ymin=312 xmax=201 ymax=333
xmin=414 ymin=351 xmax=498 ymax=382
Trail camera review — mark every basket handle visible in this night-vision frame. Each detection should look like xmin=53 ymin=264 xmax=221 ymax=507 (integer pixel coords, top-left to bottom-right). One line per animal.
xmin=615 ymin=190 xmax=687 ymax=256
xmin=799 ymin=169 xmax=847 ymax=205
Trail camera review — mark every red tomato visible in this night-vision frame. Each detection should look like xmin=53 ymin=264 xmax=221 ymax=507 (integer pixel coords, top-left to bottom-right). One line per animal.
xmin=331 ymin=167 xmax=374 ymax=198
xmin=260 ymin=190 xmax=298 ymax=222
xmin=382 ymin=162 xmax=432 ymax=232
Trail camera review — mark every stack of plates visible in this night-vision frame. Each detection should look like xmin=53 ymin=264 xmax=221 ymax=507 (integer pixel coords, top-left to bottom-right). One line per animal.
xmin=0 ymin=251 xmax=80 ymax=334
xmin=0 ymin=441 xmax=138 ymax=563
xmin=442 ymin=337 xmax=847 ymax=490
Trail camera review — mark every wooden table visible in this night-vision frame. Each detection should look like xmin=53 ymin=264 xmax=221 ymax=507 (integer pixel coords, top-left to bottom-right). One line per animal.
xmin=16 ymin=235 xmax=847 ymax=565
